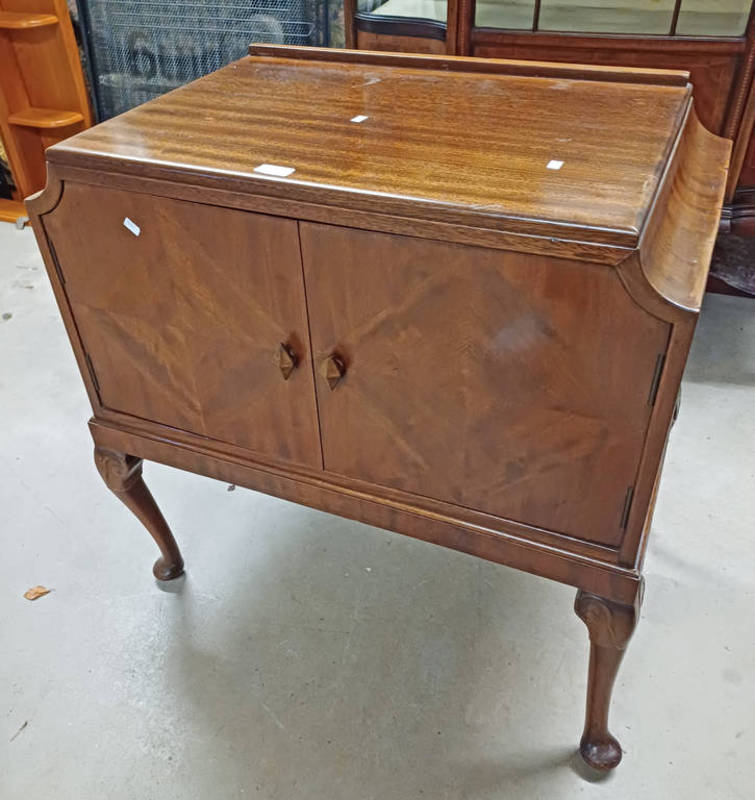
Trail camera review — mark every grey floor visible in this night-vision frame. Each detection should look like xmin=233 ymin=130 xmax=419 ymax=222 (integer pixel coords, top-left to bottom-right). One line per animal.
xmin=1 ymin=223 xmax=753 ymax=800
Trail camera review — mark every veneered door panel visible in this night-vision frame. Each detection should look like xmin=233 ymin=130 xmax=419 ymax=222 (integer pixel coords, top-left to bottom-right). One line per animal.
xmin=301 ymin=223 xmax=670 ymax=546
xmin=45 ymin=183 xmax=321 ymax=468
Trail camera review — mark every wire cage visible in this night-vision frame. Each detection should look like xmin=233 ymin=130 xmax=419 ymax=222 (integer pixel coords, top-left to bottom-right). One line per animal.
xmin=76 ymin=0 xmax=329 ymax=120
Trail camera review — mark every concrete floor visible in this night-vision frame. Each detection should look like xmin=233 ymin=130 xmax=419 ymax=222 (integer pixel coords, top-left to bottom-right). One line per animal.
xmin=1 ymin=222 xmax=753 ymax=799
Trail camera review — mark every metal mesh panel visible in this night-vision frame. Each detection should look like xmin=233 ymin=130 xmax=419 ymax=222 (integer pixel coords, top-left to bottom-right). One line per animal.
xmin=78 ymin=0 xmax=327 ymax=119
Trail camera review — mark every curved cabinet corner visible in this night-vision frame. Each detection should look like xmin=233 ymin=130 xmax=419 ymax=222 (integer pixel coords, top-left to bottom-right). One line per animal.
xmin=24 ymin=166 xmax=64 ymax=217
xmin=635 ymin=105 xmax=731 ymax=316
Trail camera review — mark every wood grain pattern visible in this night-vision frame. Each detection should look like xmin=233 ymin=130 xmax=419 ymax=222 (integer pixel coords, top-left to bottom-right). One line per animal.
xmin=248 ymin=44 xmax=691 ymax=85
xmin=350 ymin=9 xmax=755 ymax=219
xmin=639 ymin=107 xmax=732 ymax=311
xmin=48 ymin=48 xmax=691 ymax=247
xmin=467 ymin=24 xmax=755 ymax=221
xmin=26 ymin=48 xmax=731 ymax=771
xmin=0 ymin=197 xmax=26 ymax=224
xmin=613 ymin=110 xmax=730 ymax=565
xmin=8 ymin=106 xmax=83 ymax=127
xmin=43 ymin=183 xmax=322 ymax=468
xmin=39 ymin=163 xmax=636 ymax=265
xmin=0 ymin=10 xmax=57 ymax=28
xmin=301 ymin=223 xmax=670 ymax=547
xmin=90 ymin=398 xmax=628 ymax=563
xmin=356 ymin=30 xmax=447 ymax=54
xmin=0 ymin=0 xmax=92 ymax=199
xmin=470 ymin=38 xmax=738 ymax=136
xmin=89 ymin=417 xmax=645 ymax=606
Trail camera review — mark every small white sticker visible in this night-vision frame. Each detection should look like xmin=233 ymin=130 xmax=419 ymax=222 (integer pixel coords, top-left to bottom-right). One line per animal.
xmin=547 ymin=160 xmax=564 ymax=170
xmin=123 ymin=217 xmax=140 ymax=236
xmin=253 ymin=163 xmax=296 ymax=177
xmin=350 ymin=115 xmax=369 ymax=123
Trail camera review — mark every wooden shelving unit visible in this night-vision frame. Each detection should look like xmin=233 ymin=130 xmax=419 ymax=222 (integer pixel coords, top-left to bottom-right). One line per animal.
xmin=0 ymin=0 xmax=92 ymax=223
xmin=0 ymin=196 xmax=26 ymax=224
xmin=0 ymin=10 xmax=57 ymax=27
xmin=9 ymin=107 xmax=85 ymax=128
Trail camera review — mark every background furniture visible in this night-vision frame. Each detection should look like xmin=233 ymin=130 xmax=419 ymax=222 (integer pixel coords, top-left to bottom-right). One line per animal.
xmin=346 ymin=0 xmax=755 ymax=236
xmin=28 ymin=45 xmax=728 ymax=770
xmin=74 ymin=0 xmax=335 ymax=120
xmin=0 ymin=0 xmax=92 ymax=224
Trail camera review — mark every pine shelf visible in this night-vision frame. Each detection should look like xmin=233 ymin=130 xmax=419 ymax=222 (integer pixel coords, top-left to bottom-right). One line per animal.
xmin=0 ymin=0 xmax=92 ymax=212
xmin=0 ymin=198 xmax=28 ymax=225
xmin=0 ymin=10 xmax=58 ymax=28
xmin=9 ymin=107 xmax=84 ymax=129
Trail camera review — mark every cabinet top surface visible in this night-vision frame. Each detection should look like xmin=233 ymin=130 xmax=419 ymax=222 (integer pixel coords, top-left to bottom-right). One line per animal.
xmin=49 ymin=47 xmax=692 ymax=246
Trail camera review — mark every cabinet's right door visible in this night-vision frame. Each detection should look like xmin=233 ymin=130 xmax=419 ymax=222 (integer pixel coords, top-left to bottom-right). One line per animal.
xmin=300 ymin=223 xmax=670 ymax=547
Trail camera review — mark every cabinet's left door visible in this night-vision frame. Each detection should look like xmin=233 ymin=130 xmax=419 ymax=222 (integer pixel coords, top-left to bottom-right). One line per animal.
xmin=43 ymin=183 xmax=322 ymax=469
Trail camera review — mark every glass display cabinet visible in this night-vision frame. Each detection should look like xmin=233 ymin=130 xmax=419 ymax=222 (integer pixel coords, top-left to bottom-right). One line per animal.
xmin=344 ymin=0 xmax=755 ymax=234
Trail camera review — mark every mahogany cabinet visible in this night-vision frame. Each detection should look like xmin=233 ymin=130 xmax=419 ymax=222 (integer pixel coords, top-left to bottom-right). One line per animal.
xmin=28 ymin=45 xmax=729 ymax=771
xmin=345 ymin=0 xmax=755 ymax=233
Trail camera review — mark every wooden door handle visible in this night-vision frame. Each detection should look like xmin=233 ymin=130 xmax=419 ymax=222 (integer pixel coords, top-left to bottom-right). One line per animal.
xmin=320 ymin=353 xmax=346 ymax=390
xmin=278 ymin=342 xmax=298 ymax=380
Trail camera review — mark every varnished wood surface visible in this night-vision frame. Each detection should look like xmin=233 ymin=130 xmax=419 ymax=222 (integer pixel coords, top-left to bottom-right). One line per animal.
xmin=0 ymin=197 xmax=26 ymax=223
xmin=39 ymin=163 xmax=636 ymax=265
xmin=575 ymin=589 xmax=640 ymax=770
xmin=27 ymin=48 xmax=733 ymax=771
xmin=249 ymin=45 xmax=691 ymax=84
xmin=8 ymin=106 xmax=83 ymax=128
xmin=0 ymin=0 xmax=92 ymax=200
xmin=639 ymin=108 xmax=732 ymax=311
xmin=0 ymin=10 xmax=58 ymax=28
xmin=470 ymin=37 xmax=739 ymax=137
xmin=94 ymin=447 xmax=184 ymax=580
xmin=356 ymin=30 xmax=447 ymax=54
xmin=89 ymin=417 xmax=644 ymax=606
xmin=43 ymin=183 xmax=323 ymax=468
xmin=90 ymin=396 xmax=626 ymax=565
xmin=301 ymin=223 xmax=669 ymax=547
xmin=26 ymin=71 xmax=729 ymax=569
xmin=48 ymin=46 xmax=692 ymax=246
xmin=350 ymin=7 xmax=755 ymax=229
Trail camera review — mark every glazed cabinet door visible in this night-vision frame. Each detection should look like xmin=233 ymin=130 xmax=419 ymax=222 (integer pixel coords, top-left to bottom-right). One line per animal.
xmin=44 ymin=184 xmax=321 ymax=468
xmin=300 ymin=223 xmax=670 ymax=546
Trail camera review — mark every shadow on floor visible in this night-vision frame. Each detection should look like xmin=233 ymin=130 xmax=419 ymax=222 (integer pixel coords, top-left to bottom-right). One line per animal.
xmin=146 ymin=501 xmax=593 ymax=798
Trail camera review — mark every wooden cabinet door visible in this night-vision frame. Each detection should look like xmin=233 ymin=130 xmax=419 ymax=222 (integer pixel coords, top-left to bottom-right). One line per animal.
xmin=300 ymin=223 xmax=670 ymax=546
xmin=45 ymin=184 xmax=321 ymax=468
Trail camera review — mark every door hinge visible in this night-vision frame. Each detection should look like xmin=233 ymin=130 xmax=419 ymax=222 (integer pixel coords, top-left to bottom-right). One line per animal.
xmin=48 ymin=239 xmax=66 ymax=286
xmin=83 ymin=352 xmax=101 ymax=400
xmin=647 ymin=353 xmax=665 ymax=407
xmin=620 ymin=486 xmax=635 ymax=530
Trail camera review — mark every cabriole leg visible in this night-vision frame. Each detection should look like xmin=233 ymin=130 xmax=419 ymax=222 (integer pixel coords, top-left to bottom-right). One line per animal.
xmin=94 ymin=447 xmax=184 ymax=580
xmin=574 ymin=588 xmax=640 ymax=770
